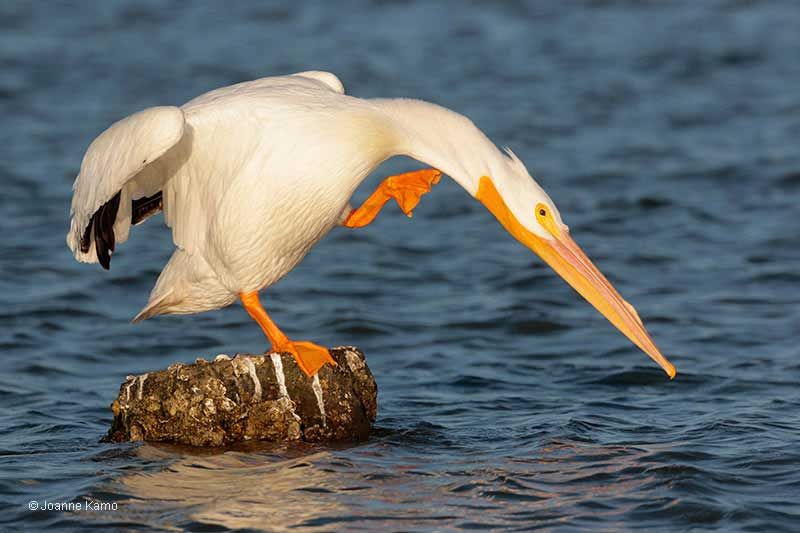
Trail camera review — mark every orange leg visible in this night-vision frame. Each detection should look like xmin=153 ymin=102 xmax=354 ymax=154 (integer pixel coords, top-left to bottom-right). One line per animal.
xmin=239 ymin=291 xmax=336 ymax=377
xmin=343 ymin=168 xmax=441 ymax=228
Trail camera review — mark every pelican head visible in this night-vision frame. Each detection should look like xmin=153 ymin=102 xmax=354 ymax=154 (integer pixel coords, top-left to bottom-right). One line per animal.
xmin=474 ymin=152 xmax=676 ymax=379
xmin=381 ymin=97 xmax=675 ymax=378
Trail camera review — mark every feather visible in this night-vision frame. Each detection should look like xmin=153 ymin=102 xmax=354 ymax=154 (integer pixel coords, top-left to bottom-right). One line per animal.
xmin=92 ymin=192 xmax=121 ymax=270
xmin=131 ymin=192 xmax=163 ymax=225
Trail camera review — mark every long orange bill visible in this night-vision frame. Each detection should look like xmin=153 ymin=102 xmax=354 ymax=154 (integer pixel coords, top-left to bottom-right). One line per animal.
xmin=476 ymin=176 xmax=676 ymax=379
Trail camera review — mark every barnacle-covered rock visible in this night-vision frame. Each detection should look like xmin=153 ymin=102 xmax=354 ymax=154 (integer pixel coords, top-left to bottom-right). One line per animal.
xmin=103 ymin=346 xmax=377 ymax=446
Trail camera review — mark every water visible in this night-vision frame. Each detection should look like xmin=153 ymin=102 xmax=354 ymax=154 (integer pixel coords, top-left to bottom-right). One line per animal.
xmin=1 ymin=1 xmax=799 ymax=530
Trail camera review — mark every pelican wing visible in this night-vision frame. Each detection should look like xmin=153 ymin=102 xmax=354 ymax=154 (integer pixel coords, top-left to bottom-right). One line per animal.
xmin=290 ymin=71 xmax=345 ymax=94
xmin=67 ymin=106 xmax=185 ymax=268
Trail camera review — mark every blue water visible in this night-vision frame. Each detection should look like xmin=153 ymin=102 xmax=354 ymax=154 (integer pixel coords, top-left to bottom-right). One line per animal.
xmin=1 ymin=1 xmax=799 ymax=531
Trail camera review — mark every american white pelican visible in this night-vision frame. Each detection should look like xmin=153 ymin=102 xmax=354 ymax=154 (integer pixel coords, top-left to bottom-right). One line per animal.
xmin=67 ymin=71 xmax=676 ymax=379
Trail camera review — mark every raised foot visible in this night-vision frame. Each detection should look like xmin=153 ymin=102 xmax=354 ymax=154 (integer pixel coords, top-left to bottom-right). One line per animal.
xmin=275 ymin=340 xmax=337 ymax=377
xmin=344 ymin=168 xmax=441 ymax=228
xmin=383 ymin=168 xmax=441 ymax=217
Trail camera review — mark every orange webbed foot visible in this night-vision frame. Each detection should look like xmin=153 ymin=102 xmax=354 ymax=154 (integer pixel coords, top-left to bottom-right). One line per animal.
xmin=344 ymin=168 xmax=441 ymax=228
xmin=383 ymin=168 xmax=441 ymax=217
xmin=275 ymin=340 xmax=337 ymax=377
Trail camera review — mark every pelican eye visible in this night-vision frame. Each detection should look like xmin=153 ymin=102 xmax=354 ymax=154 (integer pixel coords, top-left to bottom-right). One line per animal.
xmin=535 ymin=202 xmax=560 ymax=237
xmin=535 ymin=203 xmax=549 ymax=221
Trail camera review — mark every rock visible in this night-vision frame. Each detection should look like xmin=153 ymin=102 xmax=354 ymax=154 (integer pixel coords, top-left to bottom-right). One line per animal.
xmin=103 ymin=346 xmax=377 ymax=446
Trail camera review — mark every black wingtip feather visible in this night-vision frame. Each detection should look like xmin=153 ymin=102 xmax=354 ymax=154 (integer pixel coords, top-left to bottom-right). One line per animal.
xmin=80 ymin=217 xmax=93 ymax=254
xmin=81 ymin=190 xmax=157 ymax=270
xmin=132 ymin=191 xmax=162 ymax=225
xmin=90 ymin=192 xmax=121 ymax=270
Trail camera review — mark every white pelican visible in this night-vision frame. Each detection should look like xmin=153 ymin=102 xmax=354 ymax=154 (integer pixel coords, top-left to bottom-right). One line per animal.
xmin=67 ymin=71 xmax=676 ymax=379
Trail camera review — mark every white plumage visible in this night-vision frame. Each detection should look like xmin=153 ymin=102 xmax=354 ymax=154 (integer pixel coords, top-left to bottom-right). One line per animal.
xmin=68 ymin=71 xmax=528 ymax=319
xmin=67 ymin=70 xmax=677 ymax=379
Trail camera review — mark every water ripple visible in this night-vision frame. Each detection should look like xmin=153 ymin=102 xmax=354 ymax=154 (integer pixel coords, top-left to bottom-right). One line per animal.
xmin=2 ymin=0 xmax=800 ymax=531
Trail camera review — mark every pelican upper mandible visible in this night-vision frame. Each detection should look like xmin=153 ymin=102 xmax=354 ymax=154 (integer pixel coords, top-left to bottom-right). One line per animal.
xmin=67 ymin=71 xmax=676 ymax=379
